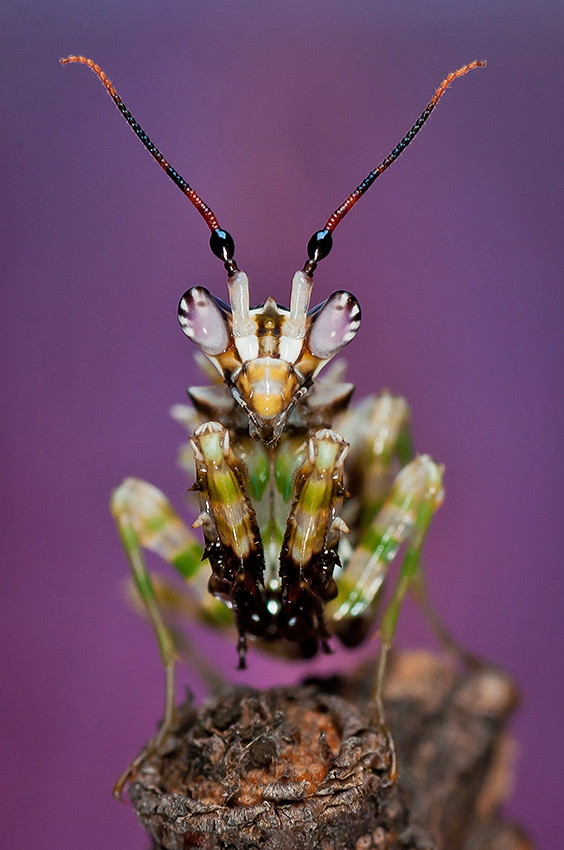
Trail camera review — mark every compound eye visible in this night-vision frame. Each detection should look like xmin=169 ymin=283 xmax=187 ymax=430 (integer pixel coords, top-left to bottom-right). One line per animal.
xmin=178 ymin=287 xmax=229 ymax=355
xmin=307 ymin=290 xmax=361 ymax=360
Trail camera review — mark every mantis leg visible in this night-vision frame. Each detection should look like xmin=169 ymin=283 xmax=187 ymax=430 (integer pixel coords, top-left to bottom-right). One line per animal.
xmin=330 ymin=456 xmax=443 ymax=783
xmin=339 ymin=390 xmax=414 ymax=534
xmin=341 ymin=394 xmax=476 ymax=668
xmin=189 ymin=422 xmax=269 ymax=668
xmin=278 ymin=429 xmax=349 ymax=652
xmin=329 ymin=454 xmax=444 ymax=656
xmin=110 ymin=477 xmax=210 ymax=799
xmin=370 ymin=461 xmax=444 ymax=714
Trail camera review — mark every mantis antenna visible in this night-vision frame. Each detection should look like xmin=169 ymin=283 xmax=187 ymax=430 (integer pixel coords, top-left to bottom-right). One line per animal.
xmin=60 ymin=55 xmax=238 ymax=275
xmin=302 ymin=59 xmax=486 ymax=275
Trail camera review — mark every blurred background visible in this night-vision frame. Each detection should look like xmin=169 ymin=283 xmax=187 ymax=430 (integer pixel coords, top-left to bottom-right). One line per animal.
xmin=2 ymin=1 xmax=563 ymax=847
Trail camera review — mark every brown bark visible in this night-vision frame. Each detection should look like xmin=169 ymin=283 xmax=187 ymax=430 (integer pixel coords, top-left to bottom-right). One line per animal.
xmin=128 ymin=651 xmax=531 ymax=850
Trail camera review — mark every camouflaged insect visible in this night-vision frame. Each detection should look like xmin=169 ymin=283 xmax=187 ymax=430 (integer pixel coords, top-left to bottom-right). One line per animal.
xmin=62 ymin=54 xmax=484 ymax=796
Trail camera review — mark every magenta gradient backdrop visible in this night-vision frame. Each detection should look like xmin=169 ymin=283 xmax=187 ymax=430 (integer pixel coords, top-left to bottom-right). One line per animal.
xmin=2 ymin=2 xmax=563 ymax=848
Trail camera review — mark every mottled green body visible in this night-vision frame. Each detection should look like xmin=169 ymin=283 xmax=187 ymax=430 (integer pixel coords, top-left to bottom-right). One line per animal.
xmin=112 ymin=362 xmax=444 ymax=665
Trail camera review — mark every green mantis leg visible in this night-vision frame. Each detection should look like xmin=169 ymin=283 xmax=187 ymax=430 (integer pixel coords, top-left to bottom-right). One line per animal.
xmin=339 ymin=392 xmax=473 ymax=665
xmin=339 ymin=390 xmax=414 ymax=535
xmin=109 ymin=477 xmax=213 ymax=798
xmin=328 ymin=392 xmax=418 ymax=642
xmin=328 ymin=454 xmax=444 ymax=692
xmin=370 ymin=461 xmax=443 ymax=711
xmin=328 ymin=455 xmax=443 ymax=782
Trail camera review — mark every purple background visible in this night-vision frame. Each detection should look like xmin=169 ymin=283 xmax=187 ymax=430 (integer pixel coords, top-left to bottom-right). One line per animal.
xmin=2 ymin=2 xmax=563 ymax=848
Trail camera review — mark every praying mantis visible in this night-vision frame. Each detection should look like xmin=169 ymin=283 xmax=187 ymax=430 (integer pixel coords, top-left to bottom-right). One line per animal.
xmin=62 ymin=55 xmax=484 ymax=797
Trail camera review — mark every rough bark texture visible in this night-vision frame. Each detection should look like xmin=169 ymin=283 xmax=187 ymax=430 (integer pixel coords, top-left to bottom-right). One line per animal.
xmin=129 ymin=652 xmax=532 ymax=850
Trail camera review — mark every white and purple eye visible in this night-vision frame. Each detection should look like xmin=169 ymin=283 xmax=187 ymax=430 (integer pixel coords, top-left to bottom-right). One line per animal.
xmin=307 ymin=291 xmax=361 ymax=360
xmin=178 ymin=287 xmax=230 ymax=356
